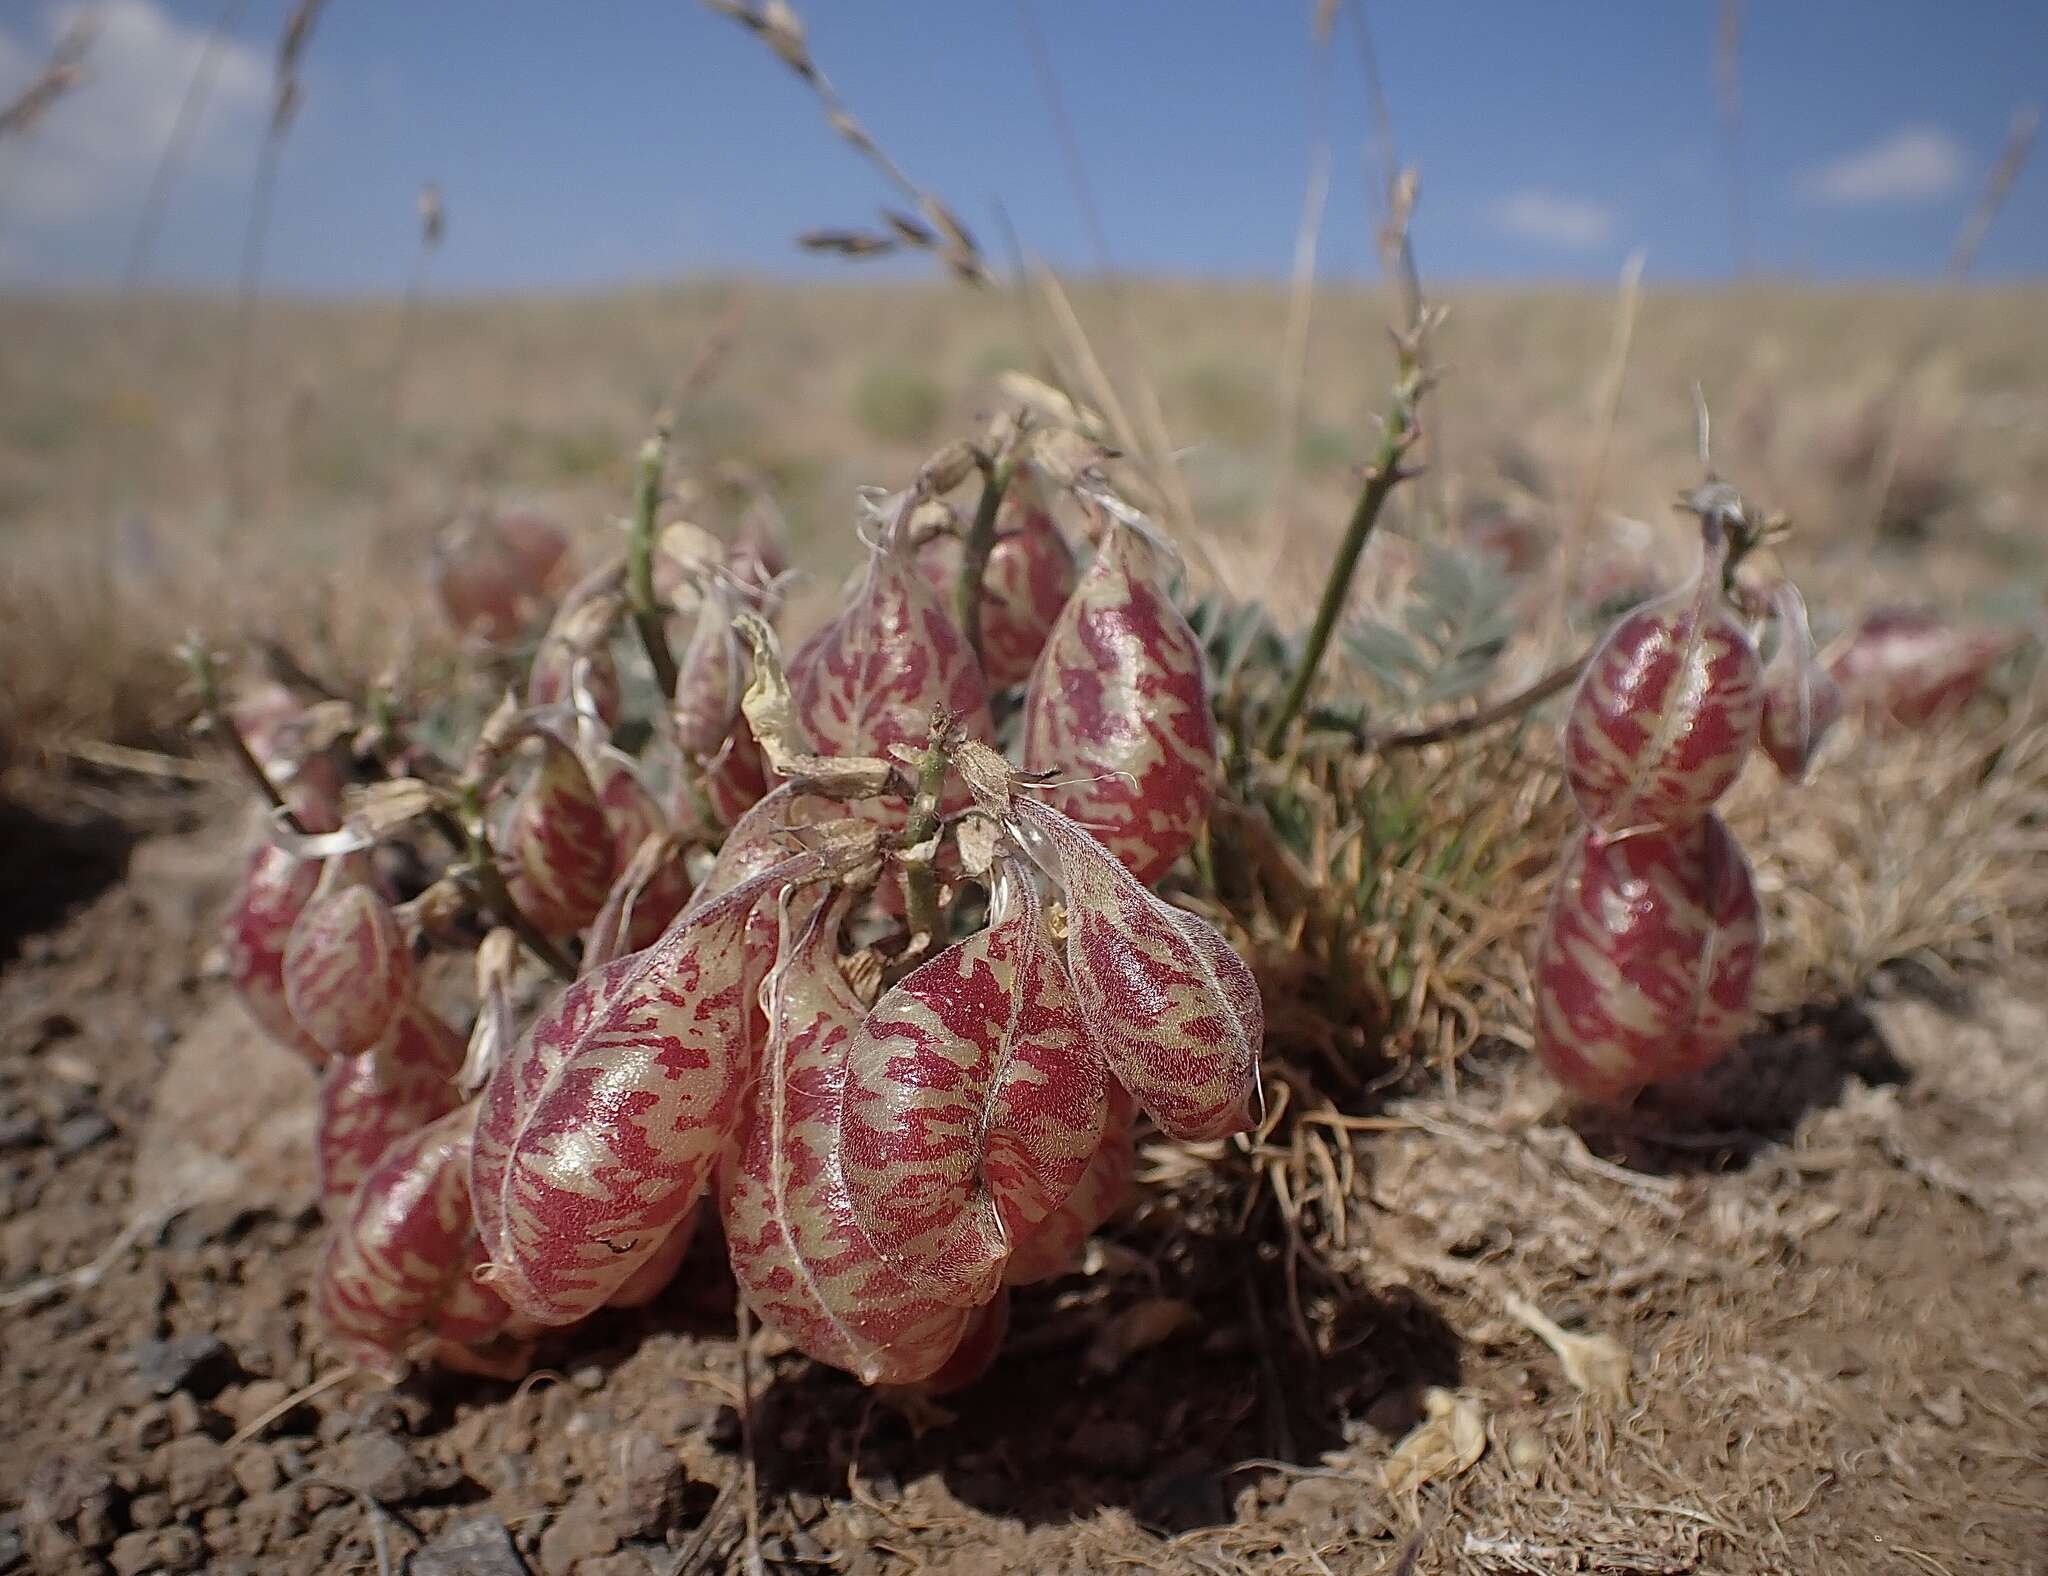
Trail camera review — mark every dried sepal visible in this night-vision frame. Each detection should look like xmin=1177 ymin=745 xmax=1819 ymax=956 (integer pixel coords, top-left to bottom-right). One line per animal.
xmin=1561 ymin=525 xmax=1762 ymax=832
xmin=1534 ymin=815 xmax=1761 ymax=1101
xmin=315 ymin=1002 xmax=464 ymax=1215
xmin=840 ymin=858 xmax=1108 ymax=1306
xmin=503 ymin=731 xmax=618 ymax=936
xmin=736 ymin=610 xmax=896 ymax=800
xmin=1011 ymin=798 xmax=1260 ymax=1142
xmin=282 ymin=868 xmax=413 ymax=1060
xmin=1757 ymin=580 xmax=1843 ymax=781
xmin=469 ymin=856 xmax=823 ymax=1324
xmin=1021 ymin=510 xmax=1218 ymax=885
xmin=316 ymin=1106 xmax=510 ymax=1380
xmin=721 ymin=889 xmax=973 ymax=1384
xmin=1827 ymin=606 xmax=2024 ymax=730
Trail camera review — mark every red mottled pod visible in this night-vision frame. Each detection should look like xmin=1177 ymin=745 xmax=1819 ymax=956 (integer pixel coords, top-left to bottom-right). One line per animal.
xmin=1758 ymin=581 xmax=1843 ymax=782
xmin=527 ymin=582 xmax=622 ymax=730
xmin=1561 ymin=526 xmax=1762 ymax=832
xmin=283 ymin=874 xmax=413 ymax=1060
xmin=693 ymin=720 xmax=771 ymax=835
xmin=469 ymin=858 xmax=811 ymax=1325
xmin=1827 ymin=606 xmax=2023 ymax=730
xmin=920 ymin=1287 xmax=1011 ymax=1395
xmin=223 ymin=842 xmax=328 ymax=1065
xmin=1004 ymin=1083 xmax=1136 ymax=1286
xmin=840 ymin=858 xmax=1107 ymax=1306
xmin=587 ymin=750 xmax=693 ymax=954
xmin=673 ymin=581 xmax=745 ymax=760
xmin=1020 ymin=513 xmax=1218 ymax=886
xmin=1012 ymin=798 xmax=1261 ymax=1142
xmin=722 ymin=889 xmax=972 ymax=1385
xmin=729 ymin=494 xmax=790 ymax=602
xmin=431 ymin=508 xmax=567 ymax=642
xmin=787 ymin=504 xmax=993 ymax=819
xmin=504 ymin=732 xmax=617 ymax=936
xmin=605 ymin=1208 xmax=699 ymax=1308
xmin=316 ymin=1106 xmax=511 ymax=1379
xmin=921 ymin=467 xmax=1079 ymax=690
xmin=1534 ymin=815 xmax=1761 ymax=1102
xmin=315 ymin=1003 xmax=465 ymax=1215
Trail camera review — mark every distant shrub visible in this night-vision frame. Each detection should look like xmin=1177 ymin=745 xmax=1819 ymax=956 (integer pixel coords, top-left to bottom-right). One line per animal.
xmin=852 ymin=366 xmax=944 ymax=445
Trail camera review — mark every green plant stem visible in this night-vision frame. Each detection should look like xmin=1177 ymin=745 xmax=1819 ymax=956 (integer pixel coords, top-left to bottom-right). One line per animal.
xmin=453 ymin=789 xmax=577 ymax=983
xmin=1366 ymin=648 xmax=1590 ymax=753
xmin=895 ymin=721 xmax=953 ymax=947
xmin=1262 ymin=371 xmax=1421 ymax=754
xmin=956 ymin=455 xmax=1012 ymax=669
xmin=626 ymin=430 xmax=679 ymax=698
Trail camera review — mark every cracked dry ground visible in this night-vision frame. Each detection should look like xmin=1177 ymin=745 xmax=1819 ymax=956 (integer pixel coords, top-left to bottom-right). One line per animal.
xmin=1 ymin=784 xmax=2043 ymax=1575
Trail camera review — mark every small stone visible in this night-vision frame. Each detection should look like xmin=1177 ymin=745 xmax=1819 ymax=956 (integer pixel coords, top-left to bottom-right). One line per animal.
xmin=128 ymin=1333 xmax=240 ymax=1400
xmin=232 ymin=1447 xmax=282 ymax=1497
xmin=0 ymin=1112 xmax=40 ymax=1151
xmin=149 ymin=1526 xmax=205 ymax=1573
xmin=408 ymin=1514 xmax=528 ymax=1576
xmin=537 ymin=1490 xmax=617 ymax=1570
xmin=330 ymin=1431 xmax=425 ymax=1504
xmin=130 ymin=1402 xmax=175 ymax=1451
xmin=603 ymin=1429 xmax=689 ymax=1541
xmin=161 ymin=1437 xmax=234 ymax=1513
xmin=108 ymin=1531 xmax=158 ymax=1576
xmin=164 ymin=1391 xmax=204 ymax=1437
xmin=128 ymin=1493 xmax=172 ymax=1530
xmin=51 ymin=1110 xmax=115 ymax=1157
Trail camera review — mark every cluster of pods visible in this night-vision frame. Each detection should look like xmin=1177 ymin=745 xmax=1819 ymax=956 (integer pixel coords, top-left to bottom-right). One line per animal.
xmin=221 ymin=458 xmax=1257 ymax=1389
xmin=1535 ymin=512 xmax=1841 ymax=1102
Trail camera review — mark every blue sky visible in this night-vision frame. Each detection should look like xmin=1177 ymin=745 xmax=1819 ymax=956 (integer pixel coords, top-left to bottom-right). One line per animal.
xmin=1 ymin=0 xmax=2042 ymax=293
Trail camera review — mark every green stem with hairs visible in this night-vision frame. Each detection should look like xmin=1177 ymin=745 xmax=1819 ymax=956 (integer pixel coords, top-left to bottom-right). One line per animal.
xmin=626 ymin=429 xmax=679 ymax=698
xmin=955 ymin=454 xmax=1012 ymax=671
xmin=1262 ymin=356 xmax=1425 ymax=755
xmin=895 ymin=717 xmax=954 ymax=950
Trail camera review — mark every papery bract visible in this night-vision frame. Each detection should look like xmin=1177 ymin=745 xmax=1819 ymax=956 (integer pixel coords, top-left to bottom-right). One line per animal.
xmin=1827 ymin=606 xmax=2023 ymax=730
xmin=504 ymin=732 xmax=618 ymax=936
xmin=1561 ymin=527 xmax=1762 ymax=832
xmin=469 ymin=859 xmax=810 ymax=1325
xmin=316 ymin=1106 xmax=511 ymax=1379
xmin=788 ymin=509 xmax=992 ymax=821
xmin=920 ymin=466 xmax=1078 ymax=690
xmin=721 ymin=889 xmax=973 ymax=1385
xmin=283 ymin=877 xmax=413 ymax=1060
xmin=315 ymin=1002 xmax=465 ymax=1216
xmin=1534 ymin=815 xmax=1761 ymax=1102
xmin=1021 ymin=515 xmax=1218 ymax=885
xmin=1758 ymin=580 xmax=1843 ymax=781
xmin=1012 ymin=798 xmax=1261 ymax=1142
xmin=224 ymin=842 xmax=329 ymax=1065
xmin=1004 ymin=1083 xmax=1136 ymax=1285
xmin=840 ymin=858 xmax=1106 ymax=1306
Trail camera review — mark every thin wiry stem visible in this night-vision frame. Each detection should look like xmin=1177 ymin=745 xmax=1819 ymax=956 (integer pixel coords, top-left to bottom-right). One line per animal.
xmin=626 ymin=429 xmax=680 ymax=698
xmin=955 ymin=453 xmax=1013 ymax=672
xmin=1366 ymin=650 xmax=1590 ymax=753
xmin=124 ymin=0 xmax=251 ymax=289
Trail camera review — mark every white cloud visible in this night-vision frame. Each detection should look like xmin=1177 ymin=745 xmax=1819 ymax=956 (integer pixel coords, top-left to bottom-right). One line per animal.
xmin=1800 ymin=126 xmax=1966 ymax=207
xmin=0 ymin=0 xmax=268 ymax=229
xmin=1489 ymin=189 xmax=1616 ymax=250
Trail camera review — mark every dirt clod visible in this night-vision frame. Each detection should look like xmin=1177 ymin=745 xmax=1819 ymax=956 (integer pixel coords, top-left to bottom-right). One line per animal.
xmin=409 ymin=1513 xmax=530 ymax=1576
xmin=602 ymin=1429 xmax=691 ymax=1541
xmin=536 ymin=1488 xmax=618 ymax=1571
xmin=330 ymin=1429 xmax=427 ymax=1504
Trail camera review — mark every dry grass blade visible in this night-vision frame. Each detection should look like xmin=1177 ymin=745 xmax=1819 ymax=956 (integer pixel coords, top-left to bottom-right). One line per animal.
xmin=0 ymin=10 xmax=97 ymax=139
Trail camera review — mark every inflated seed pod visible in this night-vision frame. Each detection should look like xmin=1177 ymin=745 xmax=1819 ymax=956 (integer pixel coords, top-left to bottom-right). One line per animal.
xmin=314 ymin=1002 xmax=465 ymax=1216
xmin=919 ymin=1287 xmax=1011 ymax=1395
xmin=586 ymin=749 xmax=693 ymax=953
xmin=316 ymin=1106 xmax=511 ymax=1379
xmin=1003 ymin=1082 xmax=1136 ymax=1286
xmin=721 ymin=889 xmax=973 ymax=1385
xmin=673 ymin=580 xmax=745 ymax=761
xmin=1757 ymin=581 xmax=1843 ymax=782
xmin=469 ymin=856 xmax=820 ymax=1325
xmin=431 ymin=508 xmax=567 ymax=642
xmin=1533 ymin=815 xmax=1761 ymax=1102
xmin=527 ymin=585 xmax=622 ymax=730
xmin=920 ymin=466 xmax=1079 ymax=690
xmin=695 ymin=719 xmax=771 ymax=835
xmin=1827 ymin=606 xmax=2023 ymax=730
xmin=1011 ymin=798 xmax=1261 ymax=1142
xmin=787 ymin=504 xmax=993 ymax=821
xmin=1561 ymin=524 xmax=1762 ymax=832
xmin=504 ymin=732 xmax=618 ymax=936
xmin=605 ymin=1208 xmax=699 ymax=1309
xmin=840 ymin=857 xmax=1108 ymax=1307
xmin=282 ymin=872 xmax=413 ymax=1061
xmin=223 ymin=842 xmax=329 ymax=1065
xmin=1020 ymin=511 xmax=1218 ymax=885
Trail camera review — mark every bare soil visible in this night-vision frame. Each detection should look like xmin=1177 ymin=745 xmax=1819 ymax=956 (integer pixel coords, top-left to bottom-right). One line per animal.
xmin=2 ymin=781 xmax=2044 ymax=1575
